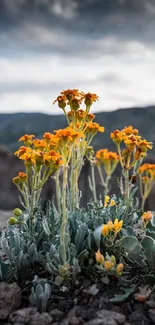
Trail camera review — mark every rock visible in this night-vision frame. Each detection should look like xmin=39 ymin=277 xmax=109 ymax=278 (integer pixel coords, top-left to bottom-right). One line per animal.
xmin=50 ymin=308 xmax=64 ymax=321
xmin=85 ymin=309 xmax=126 ymax=325
xmin=148 ymin=309 xmax=155 ymax=323
xmin=9 ymin=307 xmax=53 ymax=325
xmin=0 ymin=282 xmax=21 ymax=320
xmin=129 ymin=307 xmax=149 ymax=325
xmin=145 ymin=300 xmax=155 ymax=309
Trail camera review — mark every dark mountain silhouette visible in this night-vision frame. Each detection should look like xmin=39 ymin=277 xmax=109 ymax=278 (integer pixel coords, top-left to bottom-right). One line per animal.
xmin=0 ymin=106 xmax=154 ymax=153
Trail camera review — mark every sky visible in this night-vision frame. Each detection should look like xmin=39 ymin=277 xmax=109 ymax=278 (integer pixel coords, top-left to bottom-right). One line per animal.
xmin=0 ymin=0 xmax=155 ymax=115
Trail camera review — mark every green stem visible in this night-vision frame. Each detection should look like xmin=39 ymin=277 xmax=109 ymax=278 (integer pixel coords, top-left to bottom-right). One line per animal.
xmin=91 ymin=163 xmax=97 ymax=202
xmin=60 ymin=165 xmax=68 ymax=264
xmin=104 ymin=174 xmax=111 ymax=198
xmin=55 ymin=169 xmax=61 ymax=214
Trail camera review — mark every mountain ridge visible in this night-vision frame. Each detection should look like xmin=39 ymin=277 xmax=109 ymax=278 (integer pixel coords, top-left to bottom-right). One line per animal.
xmin=0 ymin=105 xmax=155 ymax=153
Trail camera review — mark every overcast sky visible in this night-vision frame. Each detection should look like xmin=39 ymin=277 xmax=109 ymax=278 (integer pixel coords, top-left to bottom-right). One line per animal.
xmin=0 ymin=0 xmax=155 ymax=114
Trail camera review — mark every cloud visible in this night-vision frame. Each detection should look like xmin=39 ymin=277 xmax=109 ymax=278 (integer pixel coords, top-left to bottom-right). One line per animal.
xmin=0 ymin=0 xmax=155 ymax=114
xmin=0 ymin=34 xmax=155 ymax=114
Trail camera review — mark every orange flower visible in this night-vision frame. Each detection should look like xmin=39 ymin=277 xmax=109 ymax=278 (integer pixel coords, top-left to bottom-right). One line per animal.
xmin=33 ymin=139 xmax=46 ymax=150
xmin=19 ymin=134 xmax=35 ymax=146
xmin=87 ymin=113 xmax=95 ymax=122
xmin=85 ymin=122 xmax=104 ymax=134
xmin=44 ymin=150 xmax=62 ymax=167
xmin=81 ymin=92 xmax=99 ymax=106
xmin=123 ymin=126 xmax=139 ymax=135
xmin=18 ymin=172 xmax=28 ymax=182
xmin=95 ymin=250 xmax=105 ymax=265
xmin=116 ymin=263 xmax=124 ymax=275
xmin=110 ymin=130 xmax=123 ymax=144
xmin=61 ymin=89 xmax=82 ymax=101
xmin=43 ymin=132 xmax=53 ymax=143
xmin=96 ymin=149 xmax=119 ymax=175
xmin=76 ymin=109 xmax=86 ymax=120
xmin=14 ymin=146 xmax=31 ymax=158
xmin=53 ymin=95 xmax=66 ymax=109
xmin=142 ymin=211 xmax=153 ymax=224
xmin=138 ymin=139 xmax=153 ymax=152
xmin=123 ymin=134 xmax=139 ymax=151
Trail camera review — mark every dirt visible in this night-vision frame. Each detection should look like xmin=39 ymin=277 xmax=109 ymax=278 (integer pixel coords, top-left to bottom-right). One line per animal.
xmin=1 ymin=275 xmax=155 ymax=325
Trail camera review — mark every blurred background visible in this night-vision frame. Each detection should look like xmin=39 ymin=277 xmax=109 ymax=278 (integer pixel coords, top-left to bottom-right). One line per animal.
xmin=0 ymin=0 xmax=155 ymax=215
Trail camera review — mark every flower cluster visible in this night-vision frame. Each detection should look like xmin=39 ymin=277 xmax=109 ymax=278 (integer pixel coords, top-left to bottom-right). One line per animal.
xmin=95 ymin=149 xmax=119 ymax=176
xmin=111 ymin=126 xmax=153 ymax=170
xmin=138 ymin=164 xmax=155 ymax=210
xmin=95 ymin=251 xmax=124 ymax=275
xmin=104 ymin=195 xmax=115 ymax=207
xmin=53 ymin=89 xmax=99 ymax=112
xmin=101 ymin=218 xmax=123 ymax=237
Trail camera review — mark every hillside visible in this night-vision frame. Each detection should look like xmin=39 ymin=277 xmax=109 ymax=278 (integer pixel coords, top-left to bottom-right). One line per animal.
xmin=0 ymin=106 xmax=155 ymax=153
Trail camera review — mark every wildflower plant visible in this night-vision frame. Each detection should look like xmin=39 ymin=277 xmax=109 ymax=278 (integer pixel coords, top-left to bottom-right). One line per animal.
xmin=1 ymin=88 xmax=155 ymax=292
xmin=138 ymin=164 xmax=155 ymax=210
xmin=111 ymin=126 xmax=153 ymax=209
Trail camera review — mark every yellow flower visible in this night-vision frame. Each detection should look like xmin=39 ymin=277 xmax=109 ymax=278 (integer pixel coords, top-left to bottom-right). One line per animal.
xmin=142 ymin=211 xmax=153 ymax=224
xmin=104 ymin=195 xmax=110 ymax=207
xmin=95 ymin=250 xmax=105 ymax=265
xmin=104 ymin=261 xmax=113 ymax=270
xmin=116 ymin=263 xmax=124 ymax=275
xmin=107 ymin=220 xmax=114 ymax=232
xmin=110 ymin=200 xmax=115 ymax=207
xmin=101 ymin=224 xmax=109 ymax=236
xmin=112 ymin=219 xmax=123 ymax=233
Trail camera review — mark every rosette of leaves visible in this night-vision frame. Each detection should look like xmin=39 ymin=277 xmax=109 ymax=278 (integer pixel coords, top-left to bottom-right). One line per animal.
xmin=117 ymin=216 xmax=155 ymax=283
xmin=29 ymin=276 xmax=52 ymax=312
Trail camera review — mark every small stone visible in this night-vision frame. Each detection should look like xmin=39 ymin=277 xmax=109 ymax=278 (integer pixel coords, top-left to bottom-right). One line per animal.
xmin=50 ymin=308 xmax=64 ymax=321
xmin=9 ymin=307 xmax=52 ymax=325
xmin=85 ymin=309 xmax=126 ymax=325
xmin=0 ymin=283 xmax=21 ymax=319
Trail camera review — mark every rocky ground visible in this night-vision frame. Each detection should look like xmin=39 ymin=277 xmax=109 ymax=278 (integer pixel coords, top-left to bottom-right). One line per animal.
xmin=1 ymin=279 xmax=155 ymax=325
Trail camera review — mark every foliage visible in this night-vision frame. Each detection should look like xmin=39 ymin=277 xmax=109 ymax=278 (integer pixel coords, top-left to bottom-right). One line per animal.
xmin=1 ymin=88 xmax=155 ymax=297
xmin=29 ymin=276 xmax=52 ymax=312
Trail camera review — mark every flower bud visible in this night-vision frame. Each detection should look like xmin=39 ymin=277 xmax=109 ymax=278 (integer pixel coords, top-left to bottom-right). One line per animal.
xmin=110 ymin=255 xmax=116 ymax=265
xmin=13 ymin=208 xmax=22 ymax=217
xmin=104 ymin=261 xmax=113 ymax=270
xmin=116 ymin=263 xmax=124 ymax=275
xmin=9 ymin=217 xmax=18 ymax=225
xmin=95 ymin=250 xmax=105 ymax=265
xmin=101 ymin=225 xmax=109 ymax=236
xmin=12 ymin=176 xmax=20 ymax=185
